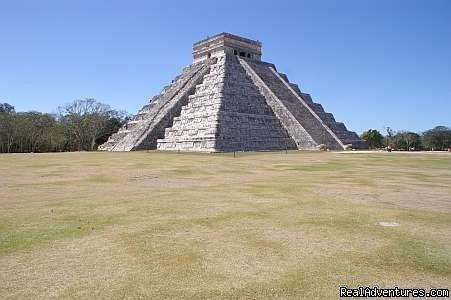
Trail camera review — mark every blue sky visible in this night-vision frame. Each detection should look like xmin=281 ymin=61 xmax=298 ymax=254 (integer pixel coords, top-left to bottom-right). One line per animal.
xmin=0 ymin=0 xmax=450 ymax=134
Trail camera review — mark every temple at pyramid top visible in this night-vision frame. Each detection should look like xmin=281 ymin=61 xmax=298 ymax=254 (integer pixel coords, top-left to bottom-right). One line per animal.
xmin=99 ymin=33 xmax=367 ymax=152
xmin=193 ymin=32 xmax=262 ymax=62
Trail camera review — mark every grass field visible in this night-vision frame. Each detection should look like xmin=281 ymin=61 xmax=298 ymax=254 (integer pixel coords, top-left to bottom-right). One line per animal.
xmin=0 ymin=150 xmax=450 ymax=299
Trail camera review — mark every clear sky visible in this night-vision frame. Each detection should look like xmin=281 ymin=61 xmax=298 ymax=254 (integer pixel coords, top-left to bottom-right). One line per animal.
xmin=1 ymin=0 xmax=450 ymax=134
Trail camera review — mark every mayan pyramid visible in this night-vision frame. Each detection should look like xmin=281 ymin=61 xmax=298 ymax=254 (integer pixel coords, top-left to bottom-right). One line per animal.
xmin=99 ymin=33 xmax=367 ymax=152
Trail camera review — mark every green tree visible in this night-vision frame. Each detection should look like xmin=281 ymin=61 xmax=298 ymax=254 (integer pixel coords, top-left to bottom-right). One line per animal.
xmin=361 ymin=129 xmax=383 ymax=149
xmin=95 ymin=112 xmax=130 ymax=146
xmin=383 ymin=126 xmax=395 ymax=148
xmin=0 ymin=100 xmax=127 ymax=153
xmin=422 ymin=126 xmax=451 ymax=151
xmin=392 ymin=131 xmax=422 ymax=151
xmin=0 ymin=103 xmax=15 ymax=114
xmin=0 ymin=112 xmax=17 ymax=153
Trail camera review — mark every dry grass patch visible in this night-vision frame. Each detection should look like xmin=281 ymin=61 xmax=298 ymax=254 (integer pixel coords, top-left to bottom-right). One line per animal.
xmin=0 ymin=150 xmax=450 ymax=299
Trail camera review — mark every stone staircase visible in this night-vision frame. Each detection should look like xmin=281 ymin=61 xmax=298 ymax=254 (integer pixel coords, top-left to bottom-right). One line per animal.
xmin=215 ymin=55 xmax=297 ymax=151
xmin=238 ymin=58 xmax=318 ymax=150
xmin=157 ymin=54 xmax=297 ymax=152
xmin=242 ymin=59 xmax=367 ymax=149
xmin=282 ymin=83 xmax=367 ymax=148
xmin=243 ymin=59 xmax=344 ymax=150
xmin=297 ymin=93 xmax=367 ymax=148
xmin=98 ymin=59 xmax=214 ymax=151
xmin=282 ymin=79 xmax=366 ymax=148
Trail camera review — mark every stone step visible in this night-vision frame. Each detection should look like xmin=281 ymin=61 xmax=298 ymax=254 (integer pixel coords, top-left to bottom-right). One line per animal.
xmin=263 ymin=68 xmax=365 ymax=149
xmin=245 ymin=60 xmax=343 ymax=149
xmin=158 ymin=54 xmax=296 ymax=152
xmin=99 ymin=58 xmax=213 ymax=151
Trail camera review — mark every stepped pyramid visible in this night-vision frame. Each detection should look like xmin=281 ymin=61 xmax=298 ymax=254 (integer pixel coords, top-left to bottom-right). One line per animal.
xmin=99 ymin=33 xmax=367 ymax=152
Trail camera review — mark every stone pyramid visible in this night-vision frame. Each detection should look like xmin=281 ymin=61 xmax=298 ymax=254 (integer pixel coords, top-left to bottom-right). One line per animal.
xmin=99 ymin=33 xmax=367 ymax=152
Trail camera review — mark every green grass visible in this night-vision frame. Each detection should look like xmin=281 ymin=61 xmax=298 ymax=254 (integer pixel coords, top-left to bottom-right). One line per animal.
xmin=0 ymin=212 xmax=121 ymax=256
xmin=0 ymin=150 xmax=450 ymax=299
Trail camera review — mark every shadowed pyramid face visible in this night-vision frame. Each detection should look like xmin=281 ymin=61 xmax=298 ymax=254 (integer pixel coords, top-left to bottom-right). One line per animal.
xmin=99 ymin=33 xmax=367 ymax=152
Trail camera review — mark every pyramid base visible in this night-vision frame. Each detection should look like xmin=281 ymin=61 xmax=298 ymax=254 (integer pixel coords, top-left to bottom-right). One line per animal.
xmin=157 ymin=137 xmax=217 ymax=152
xmin=157 ymin=137 xmax=299 ymax=153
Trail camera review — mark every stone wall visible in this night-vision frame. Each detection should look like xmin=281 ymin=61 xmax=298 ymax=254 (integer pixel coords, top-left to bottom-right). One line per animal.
xmin=193 ymin=33 xmax=262 ymax=63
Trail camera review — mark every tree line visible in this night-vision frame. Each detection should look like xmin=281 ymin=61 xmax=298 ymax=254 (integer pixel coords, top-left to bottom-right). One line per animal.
xmin=1 ymin=99 xmax=449 ymax=153
xmin=361 ymin=126 xmax=451 ymax=151
xmin=0 ymin=99 xmax=129 ymax=153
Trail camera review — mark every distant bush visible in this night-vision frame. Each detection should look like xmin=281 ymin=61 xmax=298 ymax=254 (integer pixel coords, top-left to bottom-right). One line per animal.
xmin=390 ymin=131 xmax=422 ymax=151
xmin=361 ymin=129 xmax=383 ymax=149
xmin=361 ymin=126 xmax=450 ymax=151
xmin=422 ymin=126 xmax=451 ymax=151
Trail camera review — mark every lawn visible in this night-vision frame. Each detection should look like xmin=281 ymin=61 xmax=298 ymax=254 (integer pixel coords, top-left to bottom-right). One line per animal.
xmin=0 ymin=151 xmax=450 ymax=299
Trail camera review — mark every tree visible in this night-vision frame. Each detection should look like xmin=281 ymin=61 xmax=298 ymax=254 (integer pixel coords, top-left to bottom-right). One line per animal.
xmin=422 ymin=126 xmax=451 ymax=151
xmin=0 ymin=103 xmax=17 ymax=152
xmin=383 ymin=126 xmax=395 ymax=148
xmin=0 ymin=100 xmax=128 ymax=153
xmin=361 ymin=129 xmax=383 ymax=149
xmin=20 ymin=112 xmax=61 ymax=152
xmin=0 ymin=103 xmax=15 ymax=114
xmin=391 ymin=131 xmax=422 ymax=150
xmin=58 ymin=98 xmax=128 ymax=151
xmin=0 ymin=112 xmax=17 ymax=153
xmin=404 ymin=132 xmax=422 ymax=150
xmin=95 ymin=111 xmax=130 ymax=146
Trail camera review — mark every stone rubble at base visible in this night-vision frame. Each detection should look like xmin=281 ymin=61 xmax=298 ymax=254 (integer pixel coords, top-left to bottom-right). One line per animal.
xmin=99 ymin=32 xmax=368 ymax=152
